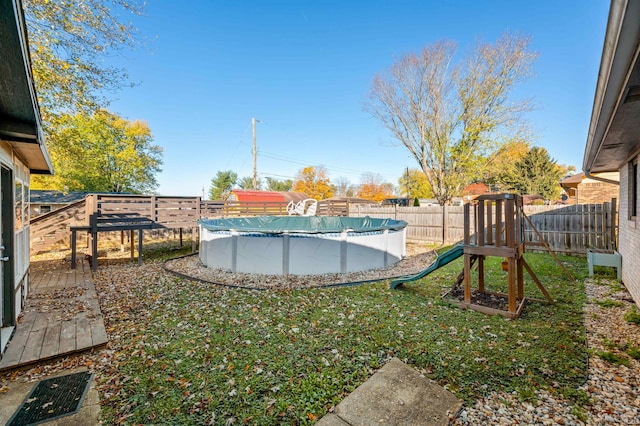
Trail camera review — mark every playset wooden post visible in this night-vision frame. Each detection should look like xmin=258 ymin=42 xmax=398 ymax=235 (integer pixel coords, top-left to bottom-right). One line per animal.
xmin=454 ymin=193 xmax=553 ymax=318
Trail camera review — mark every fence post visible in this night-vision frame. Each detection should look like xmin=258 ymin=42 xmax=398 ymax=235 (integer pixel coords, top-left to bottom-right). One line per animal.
xmin=193 ymin=197 xmax=201 ymax=253
xmin=442 ymin=205 xmax=449 ymax=244
xmin=603 ymin=201 xmax=610 ymax=250
xmin=86 ymin=194 xmax=97 ymax=265
xmin=151 ymin=195 xmax=157 ymax=222
xmin=611 ymin=197 xmax=617 ymax=250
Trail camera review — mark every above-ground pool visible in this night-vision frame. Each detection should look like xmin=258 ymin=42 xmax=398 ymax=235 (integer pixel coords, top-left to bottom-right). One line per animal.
xmin=198 ymin=216 xmax=408 ymax=275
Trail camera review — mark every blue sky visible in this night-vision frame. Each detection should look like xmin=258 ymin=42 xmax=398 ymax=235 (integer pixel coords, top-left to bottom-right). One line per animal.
xmin=108 ymin=0 xmax=610 ymax=197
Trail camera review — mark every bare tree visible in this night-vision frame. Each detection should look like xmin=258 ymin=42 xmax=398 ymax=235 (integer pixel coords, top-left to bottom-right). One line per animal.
xmin=333 ymin=176 xmax=355 ymax=197
xmin=365 ymin=33 xmax=536 ymax=205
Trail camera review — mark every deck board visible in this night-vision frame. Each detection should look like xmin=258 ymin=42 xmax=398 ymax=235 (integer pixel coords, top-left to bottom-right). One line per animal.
xmin=75 ymin=315 xmax=93 ymax=349
xmin=18 ymin=316 xmax=47 ymax=364
xmin=0 ymin=259 xmax=108 ymax=371
xmin=39 ymin=321 xmax=61 ymax=359
xmin=58 ymin=320 xmax=77 ymax=354
xmin=90 ymin=316 xmax=108 ymax=347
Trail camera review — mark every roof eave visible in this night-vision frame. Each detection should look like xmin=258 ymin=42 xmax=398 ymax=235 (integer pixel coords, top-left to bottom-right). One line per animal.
xmin=583 ymin=0 xmax=640 ymax=174
xmin=0 ymin=0 xmax=53 ymax=175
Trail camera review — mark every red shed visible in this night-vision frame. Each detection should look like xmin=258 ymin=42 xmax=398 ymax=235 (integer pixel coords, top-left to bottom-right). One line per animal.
xmin=228 ymin=190 xmax=308 ymax=203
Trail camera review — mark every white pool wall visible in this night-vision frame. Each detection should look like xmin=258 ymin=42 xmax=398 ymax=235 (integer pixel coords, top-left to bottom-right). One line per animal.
xmin=199 ymin=227 xmax=406 ymax=275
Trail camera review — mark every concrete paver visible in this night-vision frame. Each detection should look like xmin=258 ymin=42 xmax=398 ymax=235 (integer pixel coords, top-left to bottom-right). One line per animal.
xmin=320 ymin=357 xmax=462 ymax=426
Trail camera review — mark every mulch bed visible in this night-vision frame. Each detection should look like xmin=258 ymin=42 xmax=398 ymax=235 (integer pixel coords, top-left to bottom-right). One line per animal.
xmin=446 ymin=285 xmax=513 ymax=312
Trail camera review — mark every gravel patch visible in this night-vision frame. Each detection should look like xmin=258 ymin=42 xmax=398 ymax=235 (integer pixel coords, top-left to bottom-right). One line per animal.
xmin=454 ymin=277 xmax=640 ymax=425
xmin=163 ymin=243 xmax=437 ymax=289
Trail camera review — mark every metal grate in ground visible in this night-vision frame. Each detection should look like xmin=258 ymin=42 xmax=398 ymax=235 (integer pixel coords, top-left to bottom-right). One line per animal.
xmin=7 ymin=371 xmax=93 ymax=425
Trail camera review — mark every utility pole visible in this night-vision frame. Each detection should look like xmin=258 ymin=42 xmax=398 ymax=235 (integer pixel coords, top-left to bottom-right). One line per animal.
xmin=252 ymin=117 xmax=260 ymax=190
xmin=405 ymin=167 xmax=410 ymax=197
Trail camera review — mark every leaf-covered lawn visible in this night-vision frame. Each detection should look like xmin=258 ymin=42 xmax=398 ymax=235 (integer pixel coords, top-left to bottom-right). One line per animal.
xmin=93 ymin=248 xmax=588 ymax=425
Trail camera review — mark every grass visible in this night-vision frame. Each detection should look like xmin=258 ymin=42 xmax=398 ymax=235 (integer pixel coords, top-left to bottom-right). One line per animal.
xmin=94 ymin=248 xmax=589 ymax=425
xmin=595 ymin=299 xmax=625 ymax=308
xmin=624 ymin=306 xmax=640 ymax=325
xmin=626 ymin=346 xmax=640 ymax=360
xmin=595 ymin=350 xmax=630 ymax=367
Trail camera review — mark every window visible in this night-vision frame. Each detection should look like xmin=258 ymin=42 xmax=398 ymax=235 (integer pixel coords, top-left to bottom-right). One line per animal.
xmin=40 ymin=205 xmax=52 ymax=214
xmin=15 ymin=180 xmax=22 ymax=230
xmin=631 ymin=161 xmax=638 ymax=218
xmin=23 ymin=184 xmax=29 ymax=226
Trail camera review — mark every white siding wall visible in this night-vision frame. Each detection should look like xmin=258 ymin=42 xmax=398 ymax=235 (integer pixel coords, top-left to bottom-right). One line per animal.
xmin=14 ymin=161 xmax=30 ymax=320
xmin=0 ymin=143 xmax=31 ymax=322
xmin=618 ymin=156 xmax=640 ymax=307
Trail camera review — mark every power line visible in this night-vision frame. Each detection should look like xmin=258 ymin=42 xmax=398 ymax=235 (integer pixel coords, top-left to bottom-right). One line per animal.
xmin=223 ymin=122 xmax=252 ymax=170
xmin=260 ymin=172 xmax=296 ymax=179
xmin=258 ymin=150 xmax=399 ymax=180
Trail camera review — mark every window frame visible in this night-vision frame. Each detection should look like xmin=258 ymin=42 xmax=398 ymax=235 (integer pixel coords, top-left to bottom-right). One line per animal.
xmin=629 ymin=159 xmax=638 ymax=220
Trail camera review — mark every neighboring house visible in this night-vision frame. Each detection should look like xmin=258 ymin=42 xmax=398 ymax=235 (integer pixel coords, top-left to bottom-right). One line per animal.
xmin=522 ymin=194 xmax=546 ymax=205
xmin=228 ymin=190 xmax=308 ymax=204
xmin=462 ymin=182 xmax=490 ymax=200
xmin=30 ymin=190 xmax=87 ymax=217
xmin=583 ymin=0 xmax=640 ymax=306
xmin=560 ymin=172 xmax=620 ymax=205
xmin=0 ymin=0 xmax=54 ymax=352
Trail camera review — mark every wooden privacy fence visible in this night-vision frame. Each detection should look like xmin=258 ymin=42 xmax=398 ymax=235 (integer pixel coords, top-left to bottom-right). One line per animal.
xmin=31 ymin=199 xmax=87 ymax=254
xmin=350 ymin=201 xmax=618 ymax=255
xmin=523 ymin=201 xmax=617 ymax=254
xmin=33 ymin=194 xmax=614 ymax=256
xmin=349 ymin=205 xmax=466 ymax=243
xmin=199 ymin=199 xmax=350 ymax=218
xmin=31 ymin=195 xmax=351 ymax=254
xmin=71 ymin=194 xmax=203 ymax=269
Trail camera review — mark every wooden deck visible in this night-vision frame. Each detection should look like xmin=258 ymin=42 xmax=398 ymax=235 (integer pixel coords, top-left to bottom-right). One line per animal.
xmin=0 ymin=259 xmax=108 ymax=371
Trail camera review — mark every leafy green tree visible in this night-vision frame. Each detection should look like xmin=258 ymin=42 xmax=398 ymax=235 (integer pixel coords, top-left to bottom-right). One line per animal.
xmin=484 ymin=140 xmax=530 ymax=191
xmin=265 ymin=177 xmax=293 ymax=192
xmin=24 ymin=0 xmax=145 ymax=118
xmin=209 ymin=171 xmax=238 ymax=200
xmin=398 ymin=169 xmax=433 ymax=199
xmin=237 ymin=176 xmax=262 ymax=190
xmin=366 ymin=33 xmax=536 ymax=205
xmin=293 ymin=166 xmax=334 ymax=200
xmin=501 ymin=147 xmax=563 ymax=200
xmin=31 ymin=109 xmax=162 ymax=193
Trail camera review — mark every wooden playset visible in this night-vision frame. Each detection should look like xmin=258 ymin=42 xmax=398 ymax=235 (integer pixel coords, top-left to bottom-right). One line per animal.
xmin=445 ymin=193 xmax=555 ymax=318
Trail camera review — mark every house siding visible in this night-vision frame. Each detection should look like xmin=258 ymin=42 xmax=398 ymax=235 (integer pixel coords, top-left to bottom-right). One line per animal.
xmin=618 ymin=156 xmax=640 ymax=307
xmin=0 ymin=143 xmax=32 ymax=325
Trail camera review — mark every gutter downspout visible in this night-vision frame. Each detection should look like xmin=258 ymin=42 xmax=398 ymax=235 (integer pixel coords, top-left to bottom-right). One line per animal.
xmin=584 ymin=170 xmax=620 ymax=186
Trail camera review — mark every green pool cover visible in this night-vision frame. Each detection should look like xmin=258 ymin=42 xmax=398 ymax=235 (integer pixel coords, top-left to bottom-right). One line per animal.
xmin=198 ymin=216 xmax=407 ymax=234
